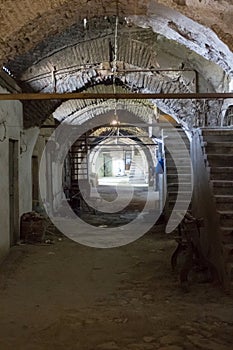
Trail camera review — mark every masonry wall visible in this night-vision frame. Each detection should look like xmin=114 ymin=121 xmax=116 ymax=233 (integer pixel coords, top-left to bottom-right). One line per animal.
xmin=191 ymin=129 xmax=227 ymax=286
xmin=0 ymin=82 xmax=38 ymax=262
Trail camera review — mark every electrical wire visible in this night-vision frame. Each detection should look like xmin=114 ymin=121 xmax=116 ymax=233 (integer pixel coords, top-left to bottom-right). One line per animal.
xmin=112 ymin=13 xmax=119 ymax=125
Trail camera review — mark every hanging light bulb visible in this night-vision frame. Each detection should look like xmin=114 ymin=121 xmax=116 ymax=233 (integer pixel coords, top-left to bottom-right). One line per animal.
xmin=111 ymin=119 xmax=118 ymax=125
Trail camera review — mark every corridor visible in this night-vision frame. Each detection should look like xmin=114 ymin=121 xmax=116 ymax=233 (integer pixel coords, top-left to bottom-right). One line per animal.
xmin=1 ymin=1 xmax=233 ymax=349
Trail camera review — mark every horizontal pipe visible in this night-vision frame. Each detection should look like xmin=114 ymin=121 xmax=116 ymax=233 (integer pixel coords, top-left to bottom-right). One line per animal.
xmin=0 ymin=92 xmax=232 ymax=101
xmin=113 ymin=69 xmax=195 ymax=73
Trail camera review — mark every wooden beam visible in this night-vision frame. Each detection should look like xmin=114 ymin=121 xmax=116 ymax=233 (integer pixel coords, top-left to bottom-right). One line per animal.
xmin=0 ymin=92 xmax=232 ymax=101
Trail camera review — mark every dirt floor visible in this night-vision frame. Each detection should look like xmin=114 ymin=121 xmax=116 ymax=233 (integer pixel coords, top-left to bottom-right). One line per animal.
xmin=0 ymin=228 xmax=233 ymax=350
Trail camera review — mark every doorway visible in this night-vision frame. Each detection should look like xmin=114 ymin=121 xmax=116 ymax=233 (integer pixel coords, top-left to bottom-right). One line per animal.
xmin=103 ymin=153 xmax=112 ymax=177
xmin=9 ymin=139 xmax=19 ymax=246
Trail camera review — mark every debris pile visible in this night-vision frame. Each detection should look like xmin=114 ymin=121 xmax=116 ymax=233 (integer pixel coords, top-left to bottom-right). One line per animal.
xmin=20 ymin=211 xmax=47 ymax=243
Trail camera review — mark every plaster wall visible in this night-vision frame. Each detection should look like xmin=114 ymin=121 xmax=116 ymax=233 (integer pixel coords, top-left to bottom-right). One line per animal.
xmin=0 ymin=83 xmax=39 ymax=262
xmin=0 ymin=94 xmax=22 ymax=260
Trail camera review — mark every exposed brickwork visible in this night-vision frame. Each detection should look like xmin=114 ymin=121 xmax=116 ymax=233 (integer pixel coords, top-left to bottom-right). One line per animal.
xmin=22 ymin=38 xmax=196 ymax=126
xmin=53 ymin=85 xmax=157 ymax=125
xmin=19 ymin=26 xmax=203 ymax=128
xmin=0 ymin=0 xmax=146 ymax=66
xmin=0 ymin=0 xmax=232 ymax=66
xmin=0 ymin=2 xmax=228 ymax=129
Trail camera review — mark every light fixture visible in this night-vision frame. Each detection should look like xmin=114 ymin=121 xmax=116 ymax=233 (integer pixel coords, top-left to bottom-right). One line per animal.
xmin=111 ymin=119 xmax=118 ymax=125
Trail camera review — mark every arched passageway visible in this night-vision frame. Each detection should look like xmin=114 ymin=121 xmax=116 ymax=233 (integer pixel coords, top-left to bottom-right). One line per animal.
xmin=1 ymin=1 xmax=233 ymax=349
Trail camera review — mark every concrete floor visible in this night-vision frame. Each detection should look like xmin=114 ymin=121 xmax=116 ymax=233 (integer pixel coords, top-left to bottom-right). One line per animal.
xmin=98 ymin=176 xmax=148 ymax=187
xmin=0 ymin=230 xmax=233 ymax=350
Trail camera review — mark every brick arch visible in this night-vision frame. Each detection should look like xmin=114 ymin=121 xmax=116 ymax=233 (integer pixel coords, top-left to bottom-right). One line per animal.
xmin=24 ymin=70 xmax=223 ymax=130
xmin=22 ymin=33 xmax=197 ymax=127
xmin=50 ymin=78 xmax=193 ymax=128
xmin=19 ymin=33 xmax=160 ymax=84
xmin=24 ymin=69 xmax=194 ymax=127
xmin=53 ymin=98 xmax=156 ymax=126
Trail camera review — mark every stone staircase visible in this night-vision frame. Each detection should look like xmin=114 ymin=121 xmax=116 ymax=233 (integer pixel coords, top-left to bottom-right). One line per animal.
xmin=163 ymin=127 xmax=193 ymax=223
xmin=201 ymin=129 xmax=233 ymax=246
xmin=201 ymin=128 xmax=233 ymax=280
xmin=129 ymin=154 xmax=147 ymax=184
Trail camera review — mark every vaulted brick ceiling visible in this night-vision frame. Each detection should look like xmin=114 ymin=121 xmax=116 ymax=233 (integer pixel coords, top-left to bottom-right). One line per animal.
xmin=0 ymin=0 xmax=232 ymax=128
xmin=0 ymin=0 xmax=233 ymax=64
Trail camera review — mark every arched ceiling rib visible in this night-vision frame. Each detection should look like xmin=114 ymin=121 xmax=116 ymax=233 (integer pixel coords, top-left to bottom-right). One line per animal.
xmin=53 ymin=85 xmax=157 ymax=126
xmin=39 ymin=78 xmax=191 ymax=127
xmin=52 ymin=84 xmax=222 ymax=130
xmin=19 ymin=23 xmax=225 ymax=128
xmin=25 ymin=69 xmax=222 ymax=130
xmin=54 ymin=99 xmax=156 ymax=126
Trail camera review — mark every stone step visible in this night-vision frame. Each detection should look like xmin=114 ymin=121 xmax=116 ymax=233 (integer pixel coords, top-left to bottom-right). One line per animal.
xmin=168 ymin=183 xmax=193 ymax=191
xmin=165 ymin=149 xmax=190 ymax=157
xmin=205 ymin=142 xmax=233 ymax=154
xmin=165 ymin=156 xmax=192 ymax=166
xmin=166 ymin=152 xmax=191 ymax=158
xmin=168 ymin=200 xmax=191 ymax=209
xmin=165 ymin=140 xmax=190 ymax=148
xmin=210 ymin=168 xmax=233 ymax=181
xmin=212 ymin=180 xmax=233 ymax=195
xmin=166 ymin=166 xmax=193 ymax=176
xmin=164 ymin=132 xmax=190 ymax=142
xmin=207 ymin=154 xmax=233 ymax=167
xmin=221 ymin=236 xmax=233 ymax=246
xmin=202 ymin=135 xmax=233 ymax=142
xmin=168 ymin=191 xmax=193 ymax=201
xmin=220 ymin=227 xmax=233 ymax=239
xmin=223 ymin=243 xmax=233 ymax=256
xmin=201 ymin=128 xmax=233 ymax=136
xmin=218 ymin=211 xmax=233 ymax=227
xmin=163 ymin=128 xmax=187 ymax=132
xmin=214 ymin=195 xmax=233 ymax=210
xmin=165 ymin=147 xmax=190 ymax=154
xmin=167 ymin=174 xmax=192 ymax=182
xmin=164 ymin=129 xmax=188 ymax=135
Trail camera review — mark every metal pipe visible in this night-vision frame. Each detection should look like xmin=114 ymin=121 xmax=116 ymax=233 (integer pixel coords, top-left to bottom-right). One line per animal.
xmin=113 ymin=69 xmax=196 ymax=73
xmin=0 ymin=92 xmax=231 ymax=101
